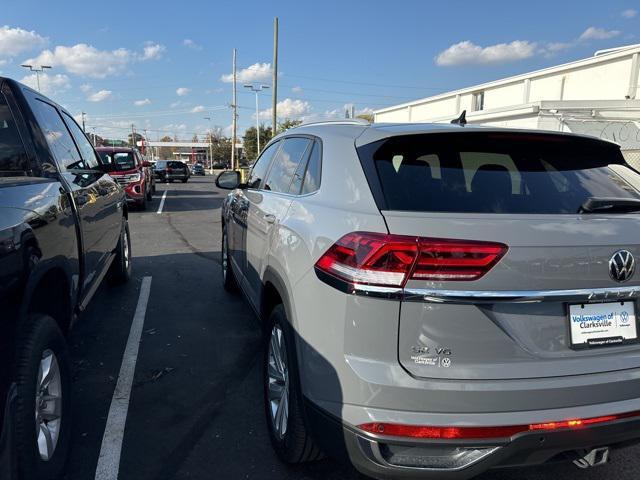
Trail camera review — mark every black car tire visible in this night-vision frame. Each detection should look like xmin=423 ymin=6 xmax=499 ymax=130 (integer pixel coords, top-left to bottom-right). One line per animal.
xmin=14 ymin=314 xmax=71 ymax=480
xmin=181 ymin=178 xmax=188 ymax=183
xmin=221 ymin=226 xmax=238 ymax=292
xmin=146 ymin=185 xmax=153 ymax=201
xmin=108 ymin=219 xmax=132 ymax=284
xmin=152 ymin=182 xmax=156 ymax=194
xmin=264 ymin=305 xmax=322 ymax=464
xmin=138 ymin=195 xmax=147 ymax=210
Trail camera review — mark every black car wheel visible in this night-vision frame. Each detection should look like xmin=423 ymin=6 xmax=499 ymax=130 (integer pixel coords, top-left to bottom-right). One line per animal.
xmin=264 ymin=305 xmax=322 ymax=464
xmin=221 ymin=225 xmax=238 ymax=292
xmin=15 ymin=314 xmax=71 ymax=480
xmin=146 ymin=185 xmax=153 ymax=201
xmin=181 ymin=178 xmax=188 ymax=183
xmin=108 ymin=219 xmax=132 ymax=284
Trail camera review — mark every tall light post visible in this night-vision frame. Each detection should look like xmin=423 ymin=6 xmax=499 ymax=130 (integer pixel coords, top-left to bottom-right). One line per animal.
xmin=204 ymin=116 xmax=214 ymax=171
xmin=244 ymin=84 xmax=270 ymax=157
xmin=20 ymin=64 xmax=51 ymax=92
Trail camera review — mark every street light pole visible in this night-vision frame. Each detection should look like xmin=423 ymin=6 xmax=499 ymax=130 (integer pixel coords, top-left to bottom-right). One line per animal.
xmin=244 ymin=84 xmax=270 ymax=157
xmin=204 ymin=116 xmax=214 ymax=172
xmin=20 ymin=64 xmax=52 ymax=92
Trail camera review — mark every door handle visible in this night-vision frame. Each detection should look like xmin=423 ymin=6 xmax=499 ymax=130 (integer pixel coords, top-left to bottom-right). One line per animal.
xmin=264 ymin=214 xmax=276 ymax=224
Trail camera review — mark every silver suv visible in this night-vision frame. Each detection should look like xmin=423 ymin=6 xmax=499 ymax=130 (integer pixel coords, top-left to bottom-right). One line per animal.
xmin=216 ymin=121 xmax=640 ymax=479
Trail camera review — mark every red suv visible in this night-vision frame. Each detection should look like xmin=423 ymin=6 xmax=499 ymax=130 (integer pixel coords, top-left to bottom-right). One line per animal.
xmin=96 ymin=147 xmax=155 ymax=209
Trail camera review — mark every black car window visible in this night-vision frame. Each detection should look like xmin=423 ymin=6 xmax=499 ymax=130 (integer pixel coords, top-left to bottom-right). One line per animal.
xmin=169 ymin=161 xmax=185 ymax=168
xmin=62 ymin=112 xmax=100 ymax=170
xmin=264 ymin=137 xmax=311 ymax=193
xmin=247 ymin=141 xmax=280 ymax=189
xmin=31 ymin=99 xmax=85 ymax=171
xmin=301 ymin=141 xmax=321 ymax=194
xmin=99 ymin=152 xmax=136 ymax=171
xmin=0 ymin=93 xmax=29 ymax=176
xmin=363 ymin=132 xmax=640 ymax=214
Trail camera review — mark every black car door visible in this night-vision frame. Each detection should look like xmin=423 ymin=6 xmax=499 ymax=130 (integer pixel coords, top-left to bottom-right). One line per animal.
xmin=28 ymin=96 xmax=122 ymax=297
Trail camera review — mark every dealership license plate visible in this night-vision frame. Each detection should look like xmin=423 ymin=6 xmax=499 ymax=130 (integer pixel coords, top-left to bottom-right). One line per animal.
xmin=569 ymin=302 xmax=637 ymax=348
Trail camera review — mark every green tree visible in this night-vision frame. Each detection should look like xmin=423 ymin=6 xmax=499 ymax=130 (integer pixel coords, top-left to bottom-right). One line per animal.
xmin=211 ymin=137 xmax=232 ymax=166
xmin=158 ymin=135 xmax=173 ymax=159
xmin=243 ymin=124 xmax=273 ymax=160
xmin=277 ymin=118 xmax=302 ymax=133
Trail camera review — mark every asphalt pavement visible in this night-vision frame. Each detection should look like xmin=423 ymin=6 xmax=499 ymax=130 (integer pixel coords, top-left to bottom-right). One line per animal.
xmin=62 ymin=176 xmax=640 ymax=480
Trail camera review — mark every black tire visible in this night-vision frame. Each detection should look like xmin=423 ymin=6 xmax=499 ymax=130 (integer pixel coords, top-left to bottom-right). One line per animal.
xmin=138 ymin=196 xmax=147 ymax=210
xmin=181 ymin=178 xmax=188 ymax=183
xmin=108 ymin=219 xmax=132 ymax=284
xmin=15 ymin=314 xmax=71 ymax=480
xmin=263 ymin=305 xmax=322 ymax=464
xmin=221 ymin=225 xmax=238 ymax=292
xmin=152 ymin=182 xmax=156 ymax=194
xmin=167 ymin=179 xmax=173 ymax=183
xmin=146 ymin=185 xmax=153 ymax=201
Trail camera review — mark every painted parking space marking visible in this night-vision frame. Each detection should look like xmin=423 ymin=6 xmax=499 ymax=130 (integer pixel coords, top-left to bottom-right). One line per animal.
xmin=94 ymin=276 xmax=152 ymax=480
xmin=157 ymin=190 xmax=168 ymax=214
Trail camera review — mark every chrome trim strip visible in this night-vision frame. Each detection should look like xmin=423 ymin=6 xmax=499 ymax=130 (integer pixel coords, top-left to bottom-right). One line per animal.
xmin=402 ymin=286 xmax=640 ymax=304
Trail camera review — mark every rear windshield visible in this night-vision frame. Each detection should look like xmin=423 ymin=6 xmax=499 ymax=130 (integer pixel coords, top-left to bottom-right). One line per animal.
xmin=99 ymin=151 xmax=136 ymax=171
xmin=359 ymin=132 xmax=640 ymax=214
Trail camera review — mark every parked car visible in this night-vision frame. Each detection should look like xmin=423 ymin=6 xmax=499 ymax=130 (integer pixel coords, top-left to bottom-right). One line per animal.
xmin=0 ymin=77 xmax=131 ymax=480
xmin=216 ymin=120 xmax=640 ymax=480
xmin=96 ymin=147 xmax=155 ymax=209
xmin=155 ymin=160 xmax=190 ymax=183
xmin=192 ymin=163 xmax=205 ymax=176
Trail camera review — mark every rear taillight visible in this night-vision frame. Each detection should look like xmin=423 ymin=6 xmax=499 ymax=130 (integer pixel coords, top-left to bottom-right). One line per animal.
xmin=314 ymin=232 xmax=506 ymax=288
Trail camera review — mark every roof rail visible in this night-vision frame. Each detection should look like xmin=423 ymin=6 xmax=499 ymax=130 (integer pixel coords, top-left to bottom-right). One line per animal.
xmin=296 ymin=118 xmax=370 ymax=128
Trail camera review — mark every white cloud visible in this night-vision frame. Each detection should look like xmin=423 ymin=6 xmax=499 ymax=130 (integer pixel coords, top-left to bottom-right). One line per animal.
xmin=80 ymin=83 xmax=92 ymax=92
xmin=182 ymin=39 xmax=202 ymax=50
xmin=170 ymin=101 xmax=183 ymax=108
xmin=190 ymin=105 xmax=205 ymax=113
xmin=258 ymin=98 xmax=310 ymax=120
xmin=0 ymin=25 xmax=47 ymax=58
xmin=162 ymin=123 xmax=187 ymax=132
xmin=578 ymin=26 xmax=620 ymax=41
xmin=134 ymin=98 xmax=151 ymax=106
xmin=176 ymin=87 xmax=190 ymax=96
xmin=436 ymin=40 xmax=537 ymax=66
xmin=87 ymin=89 xmax=112 ymax=102
xmin=622 ymin=9 xmax=638 ymax=19
xmin=291 ymin=85 xmax=303 ymax=93
xmin=25 ymin=44 xmax=131 ymax=78
xmin=141 ymin=42 xmax=165 ymax=60
xmin=221 ymin=62 xmax=271 ymax=83
xmin=20 ymin=73 xmax=70 ymax=96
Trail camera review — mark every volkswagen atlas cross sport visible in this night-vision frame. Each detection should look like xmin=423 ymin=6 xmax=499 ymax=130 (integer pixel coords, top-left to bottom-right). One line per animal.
xmin=215 ymin=120 xmax=640 ymax=480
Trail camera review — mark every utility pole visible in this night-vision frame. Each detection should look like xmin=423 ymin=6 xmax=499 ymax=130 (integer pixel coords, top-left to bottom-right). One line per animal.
xmin=20 ymin=64 xmax=51 ymax=92
xmin=204 ymin=116 xmax=214 ymax=171
xmin=231 ymin=48 xmax=238 ymax=170
xmin=271 ymin=17 xmax=279 ymax=136
xmin=131 ymin=124 xmax=136 ymax=149
xmin=81 ymin=112 xmax=86 ymax=132
xmin=143 ymin=129 xmax=149 ymax=157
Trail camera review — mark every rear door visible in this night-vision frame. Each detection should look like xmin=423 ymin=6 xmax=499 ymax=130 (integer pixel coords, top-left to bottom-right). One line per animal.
xmin=243 ymin=136 xmax=312 ymax=308
xmin=358 ymin=131 xmax=640 ymax=380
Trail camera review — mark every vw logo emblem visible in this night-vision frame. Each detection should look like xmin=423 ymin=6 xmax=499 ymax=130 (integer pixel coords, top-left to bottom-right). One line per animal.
xmin=609 ymin=250 xmax=635 ymax=283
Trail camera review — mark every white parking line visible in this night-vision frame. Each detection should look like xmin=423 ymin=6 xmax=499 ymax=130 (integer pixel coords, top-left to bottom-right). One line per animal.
xmin=156 ymin=190 xmax=167 ymax=214
xmin=94 ymin=276 xmax=152 ymax=480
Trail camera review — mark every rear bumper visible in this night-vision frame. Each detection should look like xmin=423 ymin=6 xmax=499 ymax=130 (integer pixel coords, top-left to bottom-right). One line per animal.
xmin=304 ymin=399 xmax=640 ymax=480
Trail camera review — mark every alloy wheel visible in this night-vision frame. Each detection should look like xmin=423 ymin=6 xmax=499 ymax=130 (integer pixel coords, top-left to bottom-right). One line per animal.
xmin=267 ymin=325 xmax=289 ymax=439
xmin=35 ymin=349 xmax=62 ymax=461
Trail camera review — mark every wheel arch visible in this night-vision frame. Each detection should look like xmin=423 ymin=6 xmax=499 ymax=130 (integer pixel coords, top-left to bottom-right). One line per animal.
xmin=261 ymin=267 xmax=296 ymax=332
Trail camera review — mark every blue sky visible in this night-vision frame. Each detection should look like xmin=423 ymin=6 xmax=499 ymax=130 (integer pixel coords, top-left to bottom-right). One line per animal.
xmin=1 ymin=0 xmax=638 ymax=141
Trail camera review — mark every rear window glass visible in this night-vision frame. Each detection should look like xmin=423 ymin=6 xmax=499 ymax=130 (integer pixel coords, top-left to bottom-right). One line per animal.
xmin=0 ymin=93 xmax=28 ymax=175
xmin=361 ymin=133 xmax=640 ymax=214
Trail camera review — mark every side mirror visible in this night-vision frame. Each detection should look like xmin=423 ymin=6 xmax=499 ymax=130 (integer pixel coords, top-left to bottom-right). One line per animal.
xmin=142 ymin=161 xmax=152 ymax=167
xmin=216 ymin=170 xmax=242 ymax=190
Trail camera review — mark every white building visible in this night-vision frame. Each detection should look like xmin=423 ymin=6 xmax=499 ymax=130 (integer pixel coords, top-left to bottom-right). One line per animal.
xmin=374 ymin=44 xmax=640 ymax=168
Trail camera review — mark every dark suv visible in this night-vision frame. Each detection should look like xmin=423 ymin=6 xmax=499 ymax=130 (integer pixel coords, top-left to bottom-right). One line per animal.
xmin=0 ymin=77 xmax=131 ymax=480
xmin=154 ymin=160 xmax=190 ymax=183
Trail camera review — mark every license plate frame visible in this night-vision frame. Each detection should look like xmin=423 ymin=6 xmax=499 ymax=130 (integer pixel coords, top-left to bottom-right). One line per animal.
xmin=568 ymin=301 xmax=638 ymax=350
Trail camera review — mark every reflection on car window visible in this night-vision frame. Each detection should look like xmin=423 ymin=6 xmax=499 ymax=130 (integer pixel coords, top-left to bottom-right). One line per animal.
xmin=99 ymin=152 xmax=136 ymax=171
xmin=0 ymin=93 xmax=28 ymax=175
xmin=264 ymin=137 xmax=310 ymax=193
xmin=62 ymin=112 xmax=100 ymax=169
xmin=247 ymin=141 xmax=280 ymax=189
xmin=301 ymin=141 xmax=321 ymax=194
xmin=31 ymin=99 xmax=84 ymax=171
